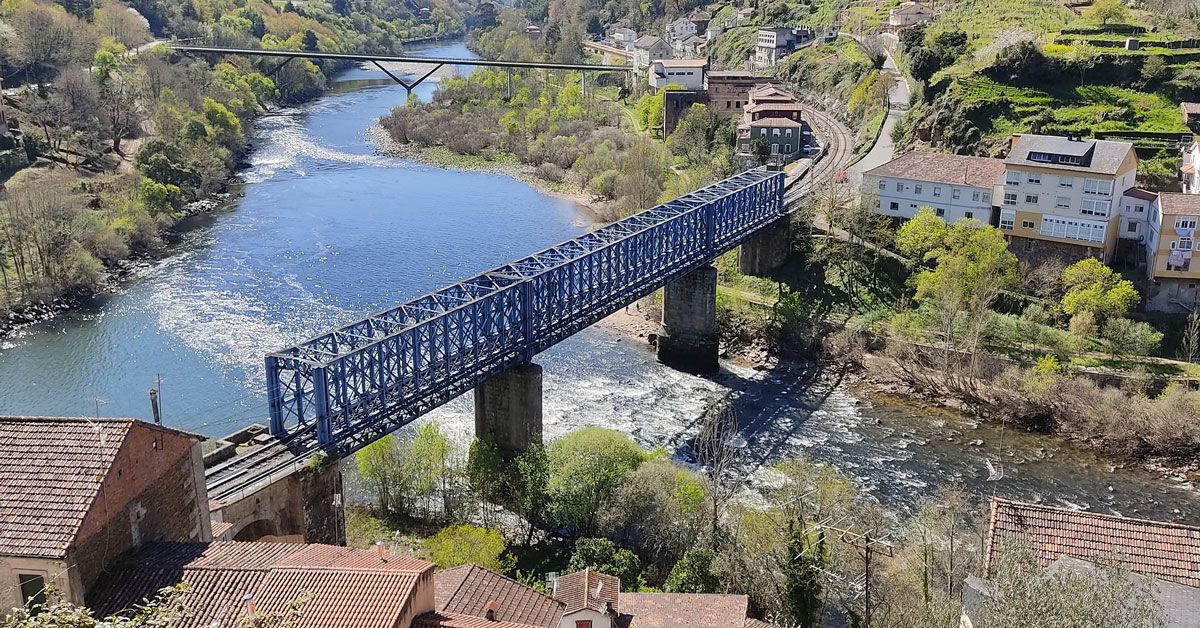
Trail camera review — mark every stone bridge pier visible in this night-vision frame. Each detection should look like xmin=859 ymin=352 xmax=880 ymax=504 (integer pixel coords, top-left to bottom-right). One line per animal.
xmin=208 ymin=458 xmax=345 ymax=545
xmin=475 ymin=362 xmax=543 ymax=455
xmin=737 ymin=217 xmax=791 ymax=276
xmin=657 ymin=265 xmax=719 ymax=373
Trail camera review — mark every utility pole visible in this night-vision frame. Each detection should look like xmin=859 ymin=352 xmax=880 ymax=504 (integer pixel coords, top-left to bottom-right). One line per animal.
xmin=149 ymin=373 xmax=163 ymax=426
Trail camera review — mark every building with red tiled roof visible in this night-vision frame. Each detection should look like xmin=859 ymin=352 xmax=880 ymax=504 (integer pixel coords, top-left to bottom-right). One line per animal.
xmin=0 ymin=417 xmax=210 ymax=611
xmin=735 ymin=83 xmax=809 ymax=164
xmin=863 ymin=151 xmax=1005 ymax=224
xmin=617 ymin=593 xmax=750 ymax=628
xmin=984 ymin=498 xmax=1200 ymax=589
xmin=433 ymin=564 xmax=563 ymax=628
xmin=551 ymin=570 xmax=755 ymax=628
xmin=89 ymin=541 xmax=437 ymax=628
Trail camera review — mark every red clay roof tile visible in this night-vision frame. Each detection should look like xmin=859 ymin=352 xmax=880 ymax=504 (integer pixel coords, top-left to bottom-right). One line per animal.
xmin=985 ymin=498 xmax=1200 ymax=589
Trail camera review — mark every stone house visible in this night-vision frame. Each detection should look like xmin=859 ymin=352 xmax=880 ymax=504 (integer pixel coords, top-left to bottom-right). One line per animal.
xmin=0 ymin=417 xmax=210 ymax=612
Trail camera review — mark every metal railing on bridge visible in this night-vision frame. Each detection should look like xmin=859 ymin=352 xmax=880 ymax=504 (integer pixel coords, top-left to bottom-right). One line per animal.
xmin=266 ymin=169 xmax=784 ymax=456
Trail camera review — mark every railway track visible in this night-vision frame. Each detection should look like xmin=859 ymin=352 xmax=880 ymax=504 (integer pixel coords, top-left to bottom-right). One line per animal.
xmin=785 ymin=104 xmax=856 ymax=206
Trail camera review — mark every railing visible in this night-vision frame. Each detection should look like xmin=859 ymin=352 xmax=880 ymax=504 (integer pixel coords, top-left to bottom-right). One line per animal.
xmin=265 ymin=169 xmax=784 ymax=455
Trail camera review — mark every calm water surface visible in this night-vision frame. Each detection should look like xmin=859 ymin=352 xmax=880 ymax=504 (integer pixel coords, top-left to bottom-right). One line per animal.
xmin=1 ymin=42 xmax=1196 ymax=521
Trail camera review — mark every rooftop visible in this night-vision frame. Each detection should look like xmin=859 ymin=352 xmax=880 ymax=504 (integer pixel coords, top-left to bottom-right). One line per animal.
xmin=1122 ymin=187 xmax=1159 ymax=202
xmin=1159 ymin=192 xmax=1200 ymax=216
xmin=634 ymin=35 xmax=665 ymax=49
xmin=0 ymin=417 xmax=201 ymax=559
xmin=985 ymin=498 xmax=1200 ymax=589
xmin=654 ymin=58 xmax=708 ymax=67
xmin=864 ymin=151 xmax=1006 ymax=190
xmin=747 ymin=84 xmax=797 ymax=102
xmin=1004 ymin=134 xmax=1134 ymax=175
xmin=617 ymin=593 xmax=749 ymax=628
xmin=556 ymin=568 xmax=620 ymax=614
xmin=90 ymin=541 xmax=436 ymax=628
xmin=746 ymin=117 xmax=803 ymax=128
xmin=1182 ymin=102 xmax=1200 ymax=115
xmin=435 ymin=564 xmax=563 ymax=628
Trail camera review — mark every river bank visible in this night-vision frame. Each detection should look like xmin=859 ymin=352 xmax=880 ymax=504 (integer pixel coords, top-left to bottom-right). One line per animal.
xmin=365 ymin=123 xmax=609 ymax=221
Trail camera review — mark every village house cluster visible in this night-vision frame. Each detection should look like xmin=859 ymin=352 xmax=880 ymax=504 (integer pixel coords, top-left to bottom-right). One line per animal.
xmin=4 ymin=416 xmax=1199 ymax=626
xmin=0 ymin=417 xmax=763 ymax=627
xmin=865 ymin=128 xmax=1200 ymax=312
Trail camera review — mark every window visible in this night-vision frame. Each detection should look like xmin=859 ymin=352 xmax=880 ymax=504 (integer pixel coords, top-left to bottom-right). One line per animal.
xmin=1061 ymin=155 xmax=1082 ymax=165
xmin=964 ymin=211 xmax=974 ymax=219
xmin=953 ymin=189 xmax=961 ymax=200
xmin=1000 ymin=210 xmax=1015 ymax=230
xmin=1030 ymin=151 xmax=1052 ymax=163
xmin=1025 ymin=194 xmax=1039 ymax=205
xmin=1024 ymin=240 xmax=1034 ymax=252
xmin=1134 ymin=204 xmax=1144 ymax=213
xmin=1039 ymin=216 xmax=1107 ymax=243
xmin=935 ymin=208 xmax=945 ymax=217
xmin=915 ymin=184 xmax=923 ymax=195
xmin=19 ymin=574 xmax=46 ymax=609
xmin=889 ymin=201 xmax=899 ymax=211
xmin=878 ymin=180 xmax=886 ymax=190
xmin=1006 ymin=171 xmax=1021 ymax=185
xmin=783 ymin=144 xmax=791 ymax=153
xmin=1055 ymin=196 xmax=1071 ymax=209
xmin=772 ymin=128 xmax=781 ymax=136
xmin=576 ymin=622 xmax=593 ymax=628
xmin=1022 ymin=220 xmax=1035 ymax=229
xmin=895 ymin=182 xmax=903 ymax=192
xmin=1177 ymin=217 xmax=1198 ymax=230
xmin=933 ymin=186 xmax=942 ymax=197
xmin=1004 ymin=192 xmax=1018 ymax=206
xmin=1080 ymin=199 xmax=1110 ymax=217
xmin=972 ymin=191 xmax=981 ymax=202
xmin=1178 ymin=237 xmax=1194 ymax=251
xmin=1027 ymin=173 xmax=1041 ymax=185
xmin=1127 ymin=222 xmax=1138 ymax=233
xmin=1059 ymin=176 xmax=1074 ymax=188
xmin=1083 ymin=178 xmax=1112 ymax=195
xmin=983 ymin=192 xmax=991 ymax=202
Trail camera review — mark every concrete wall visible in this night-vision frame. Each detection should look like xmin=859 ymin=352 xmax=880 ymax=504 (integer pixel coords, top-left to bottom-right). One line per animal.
xmin=658 ymin=265 xmax=718 ymax=373
xmin=475 ymin=363 xmax=543 ymax=454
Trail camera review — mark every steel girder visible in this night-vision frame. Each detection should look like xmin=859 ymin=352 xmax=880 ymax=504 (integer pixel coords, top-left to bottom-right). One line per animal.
xmin=265 ymin=168 xmax=784 ymax=456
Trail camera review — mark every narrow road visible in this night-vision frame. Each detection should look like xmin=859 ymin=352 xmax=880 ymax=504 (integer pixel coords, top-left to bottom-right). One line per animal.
xmin=846 ymin=36 xmax=911 ymax=189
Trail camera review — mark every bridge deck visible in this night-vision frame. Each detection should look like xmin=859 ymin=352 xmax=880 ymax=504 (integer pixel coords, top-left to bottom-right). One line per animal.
xmin=261 ymin=169 xmax=784 ymax=460
xmin=173 ymin=46 xmax=631 ymax=72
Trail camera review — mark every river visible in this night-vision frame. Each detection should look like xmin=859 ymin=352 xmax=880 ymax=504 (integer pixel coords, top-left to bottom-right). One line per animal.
xmin=0 ymin=41 xmax=1196 ymax=522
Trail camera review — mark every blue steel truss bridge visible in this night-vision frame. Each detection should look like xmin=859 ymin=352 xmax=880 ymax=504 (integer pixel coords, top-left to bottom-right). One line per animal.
xmin=207 ymin=169 xmax=785 ymax=501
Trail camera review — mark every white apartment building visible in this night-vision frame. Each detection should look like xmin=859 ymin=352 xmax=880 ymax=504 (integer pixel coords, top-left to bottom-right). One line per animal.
xmin=997 ymin=134 xmax=1138 ymax=262
xmin=1117 ymin=187 xmax=1157 ymax=240
xmin=648 ymin=58 xmax=707 ymax=90
xmin=863 ymin=151 xmax=1006 ymax=223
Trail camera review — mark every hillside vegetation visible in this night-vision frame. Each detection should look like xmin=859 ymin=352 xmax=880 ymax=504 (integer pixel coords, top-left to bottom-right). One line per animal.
xmin=0 ymin=0 xmax=469 ymax=319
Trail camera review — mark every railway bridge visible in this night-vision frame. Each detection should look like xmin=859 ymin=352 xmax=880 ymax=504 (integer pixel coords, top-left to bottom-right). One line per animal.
xmin=204 ymin=169 xmax=793 ymax=544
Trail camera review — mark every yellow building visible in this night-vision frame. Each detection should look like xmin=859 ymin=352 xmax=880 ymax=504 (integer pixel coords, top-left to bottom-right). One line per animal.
xmin=997 ymin=134 xmax=1138 ymax=264
xmin=1146 ymin=193 xmax=1200 ymax=311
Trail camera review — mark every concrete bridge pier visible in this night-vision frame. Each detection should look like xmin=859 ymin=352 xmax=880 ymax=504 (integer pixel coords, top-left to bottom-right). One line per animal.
xmin=657 ymin=265 xmax=719 ymax=374
xmin=738 ymin=217 xmax=791 ymax=276
xmin=475 ymin=362 xmax=543 ymax=454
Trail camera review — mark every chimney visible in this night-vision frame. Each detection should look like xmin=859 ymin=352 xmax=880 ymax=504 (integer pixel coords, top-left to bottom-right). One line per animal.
xmin=484 ymin=601 xmax=499 ymax=621
xmin=375 ymin=540 xmax=387 ymax=562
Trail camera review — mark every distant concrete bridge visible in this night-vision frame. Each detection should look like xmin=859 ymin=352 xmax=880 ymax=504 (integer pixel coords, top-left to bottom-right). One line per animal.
xmin=206 ymin=168 xmax=791 ymax=543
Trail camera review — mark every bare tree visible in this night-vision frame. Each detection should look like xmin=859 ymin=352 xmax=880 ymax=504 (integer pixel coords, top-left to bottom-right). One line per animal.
xmin=1181 ymin=311 xmax=1200 ymax=363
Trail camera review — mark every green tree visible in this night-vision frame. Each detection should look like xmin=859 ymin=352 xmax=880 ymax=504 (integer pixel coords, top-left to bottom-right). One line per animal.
xmin=424 ymin=523 xmax=513 ymax=571
xmin=894 ymin=207 xmax=949 ymax=261
xmin=780 ymin=516 xmax=825 ymax=628
xmin=1060 ymin=258 xmax=1139 ymax=321
xmin=203 ymin=98 xmax=246 ymax=155
xmin=1066 ymin=41 xmax=1101 ymax=86
xmin=1084 ymin=0 xmax=1130 ymax=27
xmin=567 ymin=538 xmax=643 ymax=591
xmin=409 ymin=423 xmax=455 ymax=519
xmin=667 ymin=104 xmax=721 ymax=167
xmin=1102 ymin=317 xmax=1163 ymax=357
xmin=599 ymin=460 xmax=707 ymax=577
xmin=547 ymin=427 xmax=645 ymax=534
xmin=1 ymin=585 xmax=188 ymax=628
xmin=664 ymin=548 xmax=719 ymax=593
xmin=513 ymin=444 xmax=550 ymax=543
xmin=357 ymin=434 xmax=407 ymax=513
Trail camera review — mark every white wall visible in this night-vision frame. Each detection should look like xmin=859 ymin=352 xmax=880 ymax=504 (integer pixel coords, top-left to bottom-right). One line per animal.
xmin=866 ymin=174 xmax=995 ymax=223
xmin=559 ymin=608 xmax=613 ymax=628
xmin=649 ymin=64 xmax=704 ymax=90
